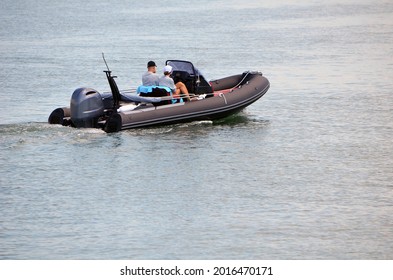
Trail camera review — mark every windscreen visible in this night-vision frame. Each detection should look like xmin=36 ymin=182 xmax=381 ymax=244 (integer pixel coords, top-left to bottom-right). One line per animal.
xmin=166 ymin=60 xmax=201 ymax=76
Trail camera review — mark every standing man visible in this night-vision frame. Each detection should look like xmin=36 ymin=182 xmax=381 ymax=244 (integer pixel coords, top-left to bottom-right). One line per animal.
xmin=142 ymin=61 xmax=159 ymax=86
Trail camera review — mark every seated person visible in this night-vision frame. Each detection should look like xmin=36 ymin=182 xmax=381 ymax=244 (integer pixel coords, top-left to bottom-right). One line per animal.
xmin=158 ymin=65 xmax=191 ymax=101
xmin=142 ymin=61 xmax=159 ymax=86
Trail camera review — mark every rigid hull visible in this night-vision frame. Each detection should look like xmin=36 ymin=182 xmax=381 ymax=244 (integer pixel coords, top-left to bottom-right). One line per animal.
xmin=108 ymin=73 xmax=270 ymax=131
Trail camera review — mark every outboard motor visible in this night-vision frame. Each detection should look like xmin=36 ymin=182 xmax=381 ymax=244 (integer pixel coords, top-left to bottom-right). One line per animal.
xmin=70 ymin=87 xmax=104 ymax=128
xmin=48 ymin=107 xmax=71 ymax=126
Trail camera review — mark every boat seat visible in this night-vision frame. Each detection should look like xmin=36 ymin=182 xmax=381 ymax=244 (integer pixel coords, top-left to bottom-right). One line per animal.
xmin=137 ymin=85 xmax=172 ymax=94
xmin=137 ymin=86 xmax=183 ymax=105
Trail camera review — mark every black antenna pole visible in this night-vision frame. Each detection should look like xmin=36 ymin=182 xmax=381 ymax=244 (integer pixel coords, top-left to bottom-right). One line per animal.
xmin=102 ymin=53 xmax=121 ymax=109
xmin=102 ymin=52 xmax=110 ymax=72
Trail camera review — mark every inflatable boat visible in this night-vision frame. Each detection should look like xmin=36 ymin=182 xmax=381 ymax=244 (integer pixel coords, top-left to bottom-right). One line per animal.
xmin=48 ymin=59 xmax=270 ymax=133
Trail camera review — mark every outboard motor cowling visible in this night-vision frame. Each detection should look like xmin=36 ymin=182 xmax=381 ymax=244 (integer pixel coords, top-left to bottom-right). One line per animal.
xmin=70 ymin=87 xmax=104 ymax=128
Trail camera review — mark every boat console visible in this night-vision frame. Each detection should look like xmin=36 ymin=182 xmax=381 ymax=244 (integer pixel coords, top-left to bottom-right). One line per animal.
xmin=166 ymin=60 xmax=213 ymax=94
